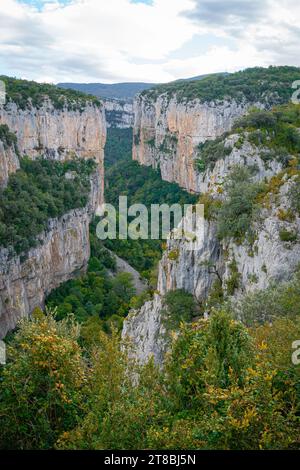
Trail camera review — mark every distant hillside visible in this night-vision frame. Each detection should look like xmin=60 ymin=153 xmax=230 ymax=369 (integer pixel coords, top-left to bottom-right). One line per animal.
xmin=57 ymin=82 xmax=157 ymax=101
xmin=175 ymin=72 xmax=228 ymax=82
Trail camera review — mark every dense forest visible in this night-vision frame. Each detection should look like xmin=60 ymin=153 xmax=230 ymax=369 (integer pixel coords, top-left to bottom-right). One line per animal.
xmin=0 ymin=76 xmax=101 ymax=110
xmin=103 ymin=128 xmax=197 ymax=280
xmin=142 ymin=66 xmax=300 ymax=104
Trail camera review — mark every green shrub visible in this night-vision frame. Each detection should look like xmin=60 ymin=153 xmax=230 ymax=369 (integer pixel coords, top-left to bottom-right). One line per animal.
xmin=225 ymin=258 xmax=241 ymax=295
xmin=198 ymin=193 xmax=222 ymax=220
xmin=0 ymin=124 xmax=18 ymax=151
xmin=0 ymin=311 xmax=85 ymax=449
xmin=196 ymin=136 xmax=232 ymax=172
xmin=168 ymin=248 xmax=179 ymax=261
xmin=234 ymin=110 xmax=277 ymax=130
xmin=290 ymin=178 xmax=300 ymax=214
xmin=146 ymin=137 xmax=155 ymax=147
xmin=231 ymin=268 xmax=300 ymax=325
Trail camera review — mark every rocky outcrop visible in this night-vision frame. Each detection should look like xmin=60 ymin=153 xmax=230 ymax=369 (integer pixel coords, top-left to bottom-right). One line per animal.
xmin=0 ymin=100 xmax=106 ymax=205
xmin=133 ymin=94 xmax=258 ymax=192
xmin=0 ymin=137 xmax=20 ymax=187
xmin=104 ymin=99 xmax=134 ymax=128
xmin=0 ymin=172 xmax=101 ymax=339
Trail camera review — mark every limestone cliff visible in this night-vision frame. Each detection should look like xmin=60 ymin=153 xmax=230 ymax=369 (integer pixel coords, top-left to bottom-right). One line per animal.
xmin=104 ymin=99 xmax=134 ymax=128
xmin=132 ymin=67 xmax=300 ymax=192
xmin=0 ymin=136 xmax=20 ymax=187
xmin=133 ymin=94 xmax=253 ymax=192
xmin=0 ymin=172 xmax=101 ymax=339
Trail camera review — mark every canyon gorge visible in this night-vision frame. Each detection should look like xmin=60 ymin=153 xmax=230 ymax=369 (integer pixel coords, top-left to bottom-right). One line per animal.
xmin=0 ymin=82 xmax=106 ymax=337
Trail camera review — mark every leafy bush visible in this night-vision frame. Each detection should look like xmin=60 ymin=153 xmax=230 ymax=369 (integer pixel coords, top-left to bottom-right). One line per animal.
xmin=196 ymin=136 xmax=232 ymax=172
xmin=56 ymin=329 xmax=162 ymax=450
xmin=0 ymin=310 xmax=85 ymax=449
xmin=161 ymin=289 xmax=198 ymax=331
xmin=231 ymin=269 xmax=300 ymax=326
xmin=225 ymin=258 xmax=241 ymax=295
xmin=198 ymin=192 xmax=223 ymax=220
xmin=234 ymin=110 xmax=277 ymax=130
xmin=168 ymin=248 xmax=179 ymax=261
xmin=279 ymin=229 xmax=298 ymax=242
xmin=290 ymin=177 xmax=300 ymax=214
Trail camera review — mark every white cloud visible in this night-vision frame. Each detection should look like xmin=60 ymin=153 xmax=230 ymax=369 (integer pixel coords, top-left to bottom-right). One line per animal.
xmin=0 ymin=0 xmax=299 ymax=84
xmin=183 ymin=0 xmax=300 ymax=68
xmin=0 ymin=0 xmax=198 ymax=82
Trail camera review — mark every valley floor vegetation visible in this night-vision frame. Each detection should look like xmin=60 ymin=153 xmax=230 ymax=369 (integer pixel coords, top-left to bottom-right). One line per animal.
xmin=103 ymin=128 xmax=197 ymax=281
xmin=45 ymin=128 xmax=198 ymax=339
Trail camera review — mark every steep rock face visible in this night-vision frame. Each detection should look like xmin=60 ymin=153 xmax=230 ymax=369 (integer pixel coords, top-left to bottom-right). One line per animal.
xmin=196 ymin=134 xmax=282 ymax=194
xmin=0 ymin=172 xmax=101 ymax=339
xmin=104 ymin=99 xmax=134 ymax=128
xmin=0 ymin=138 xmax=20 ymax=187
xmin=122 ymin=219 xmax=221 ymax=364
xmin=133 ymin=94 xmax=257 ymax=192
xmin=0 ymin=100 xmax=106 ymax=205
xmin=122 ymin=149 xmax=300 ymax=364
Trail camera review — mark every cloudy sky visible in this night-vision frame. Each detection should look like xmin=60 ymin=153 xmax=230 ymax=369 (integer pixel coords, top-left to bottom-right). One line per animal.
xmin=0 ymin=0 xmax=299 ymax=84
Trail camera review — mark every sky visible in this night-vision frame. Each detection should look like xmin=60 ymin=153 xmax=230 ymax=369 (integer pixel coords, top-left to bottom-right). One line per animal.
xmin=0 ymin=0 xmax=299 ymax=84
